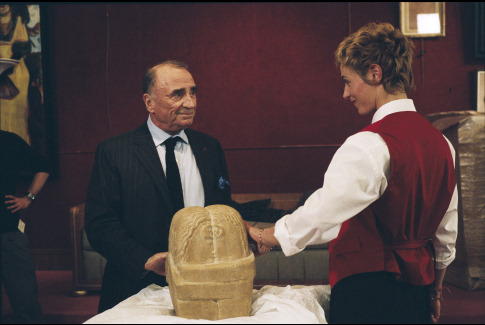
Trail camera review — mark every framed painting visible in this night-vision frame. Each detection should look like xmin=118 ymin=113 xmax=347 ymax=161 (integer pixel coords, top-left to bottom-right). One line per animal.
xmin=0 ymin=3 xmax=58 ymax=177
xmin=477 ymin=70 xmax=485 ymax=113
xmin=400 ymin=2 xmax=445 ymax=38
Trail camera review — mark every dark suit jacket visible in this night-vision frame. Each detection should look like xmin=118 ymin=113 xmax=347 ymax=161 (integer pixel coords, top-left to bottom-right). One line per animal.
xmin=84 ymin=122 xmax=232 ymax=312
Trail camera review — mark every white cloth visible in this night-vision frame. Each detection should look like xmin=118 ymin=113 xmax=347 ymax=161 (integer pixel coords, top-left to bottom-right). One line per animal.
xmin=274 ymin=99 xmax=458 ymax=270
xmin=147 ymin=117 xmax=205 ymax=208
xmin=84 ymin=284 xmax=331 ymax=324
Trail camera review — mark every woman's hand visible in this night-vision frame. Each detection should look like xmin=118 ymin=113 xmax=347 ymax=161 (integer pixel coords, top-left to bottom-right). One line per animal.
xmin=243 ymin=221 xmax=278 ymax=256
xmin=430 ymin=288 xmax=442 ymax=324
xmin=431 ymin=298 xmax=441 ymax=323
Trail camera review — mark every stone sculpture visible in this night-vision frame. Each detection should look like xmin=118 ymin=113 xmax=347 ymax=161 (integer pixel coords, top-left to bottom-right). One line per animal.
xmin=166 ymin=204 xmax=255 ymax=320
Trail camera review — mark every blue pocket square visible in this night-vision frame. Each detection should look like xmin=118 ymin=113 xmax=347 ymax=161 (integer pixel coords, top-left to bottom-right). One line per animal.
xmin=218 ymin=176 xmax=230 ymax=190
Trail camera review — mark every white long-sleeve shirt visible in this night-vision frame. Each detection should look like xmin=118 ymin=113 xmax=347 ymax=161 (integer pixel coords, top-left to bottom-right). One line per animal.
xmin=274 ymin=99 xmax=458 ymax=270
xmin=147 ymin=117 xmax=205 ymax=208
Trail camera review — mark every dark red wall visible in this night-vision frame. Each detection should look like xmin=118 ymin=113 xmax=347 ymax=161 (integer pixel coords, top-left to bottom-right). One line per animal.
xmin=24 ymin=3 xmax=484 ymax=268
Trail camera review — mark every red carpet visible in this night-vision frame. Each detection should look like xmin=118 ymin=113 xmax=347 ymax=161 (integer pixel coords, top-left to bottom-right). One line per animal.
xmin=439 ymin=282 xmax=485 ymax=324
xmin=2 ymin=271 xmax=99 ymax=324
xmin=2 ymin=271 xmax=485 ymax=324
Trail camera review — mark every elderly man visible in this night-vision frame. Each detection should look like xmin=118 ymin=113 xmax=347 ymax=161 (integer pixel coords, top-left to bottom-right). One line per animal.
xmin=85 ymin=60 xmax=234 ymax=313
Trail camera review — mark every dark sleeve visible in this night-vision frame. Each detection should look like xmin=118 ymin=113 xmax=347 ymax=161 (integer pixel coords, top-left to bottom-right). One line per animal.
xmin=214 ymin=138 xmax=233 ymax=204
xmin=10 ymin=132 xmax=50 ymax=174
xmin=84 ymin=141 xmax=153 ymax=280
xmin=207 ymin=137 xmax=284 ymax=221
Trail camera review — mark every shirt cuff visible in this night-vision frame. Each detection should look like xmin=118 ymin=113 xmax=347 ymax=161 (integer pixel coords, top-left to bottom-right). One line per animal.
xmin=274 ymin=215 xmax=304 ymax=257
xmin=139 ymin=269 xmax=150 ymax=279
xmin=435 ymin=248 xmax=456 ymax=270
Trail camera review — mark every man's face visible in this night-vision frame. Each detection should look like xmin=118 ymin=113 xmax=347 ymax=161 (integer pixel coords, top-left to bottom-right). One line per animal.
xmin=144 ymin=65 xmax=197 ymax=135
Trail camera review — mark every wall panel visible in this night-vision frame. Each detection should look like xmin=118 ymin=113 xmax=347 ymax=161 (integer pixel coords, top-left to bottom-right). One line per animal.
xmin=20 ymin=3 xmax=483 ymax=269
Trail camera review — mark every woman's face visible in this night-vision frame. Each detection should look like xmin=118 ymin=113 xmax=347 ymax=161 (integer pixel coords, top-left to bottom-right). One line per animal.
xmin=340 ymin=65 xmax=377 ymax=115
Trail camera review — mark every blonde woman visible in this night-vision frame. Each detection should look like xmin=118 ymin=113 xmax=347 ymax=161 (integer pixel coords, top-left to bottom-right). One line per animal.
xmin=246 ymin=22 xmax=457 ymax=324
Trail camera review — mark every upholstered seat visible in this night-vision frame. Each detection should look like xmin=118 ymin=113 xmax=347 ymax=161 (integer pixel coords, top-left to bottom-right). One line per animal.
xmin=69 ymin=193 xmax=329 ymax=295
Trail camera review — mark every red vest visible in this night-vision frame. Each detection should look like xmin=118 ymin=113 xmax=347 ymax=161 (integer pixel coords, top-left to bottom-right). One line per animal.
xmin=329 ymin=112 xmax=456 ymax=287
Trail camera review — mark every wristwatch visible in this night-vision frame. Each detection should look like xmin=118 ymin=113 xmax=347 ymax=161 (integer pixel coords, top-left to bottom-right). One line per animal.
xmin=26 ymin=192 xmax=36 ymax=201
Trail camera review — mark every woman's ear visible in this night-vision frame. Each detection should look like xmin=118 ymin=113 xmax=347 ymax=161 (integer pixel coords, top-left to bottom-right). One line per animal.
xmin=368 ymin=64 xmax=383 ymax=83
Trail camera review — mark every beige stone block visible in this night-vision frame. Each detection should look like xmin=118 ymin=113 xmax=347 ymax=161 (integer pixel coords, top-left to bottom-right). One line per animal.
xmin=166 ymin=205 xmax=255 ymax=320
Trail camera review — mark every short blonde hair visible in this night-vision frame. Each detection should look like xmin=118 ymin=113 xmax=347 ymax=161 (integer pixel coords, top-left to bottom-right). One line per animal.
xmin=335 ymin=22 xmax=414 ymax=94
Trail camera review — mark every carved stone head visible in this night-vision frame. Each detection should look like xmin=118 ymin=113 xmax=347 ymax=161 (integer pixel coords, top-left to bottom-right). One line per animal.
xmin=166 ymin=205 xmax=255 ymax=320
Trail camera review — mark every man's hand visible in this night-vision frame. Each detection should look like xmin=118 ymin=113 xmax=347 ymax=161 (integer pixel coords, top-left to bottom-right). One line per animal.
xmin=144 ymin=252 xmax=169 ymax=276
xmin=5 ymin=195 xmax=31 ymax=213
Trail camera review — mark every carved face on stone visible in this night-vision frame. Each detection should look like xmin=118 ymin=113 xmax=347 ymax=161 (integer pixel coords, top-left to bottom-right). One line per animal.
xmin=166 ymin=205 xmax=255 ymax=320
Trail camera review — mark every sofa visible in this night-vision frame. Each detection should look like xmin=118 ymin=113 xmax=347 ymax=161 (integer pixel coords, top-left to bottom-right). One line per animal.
xmin=69 ymin=193 xmax=329 ymax=295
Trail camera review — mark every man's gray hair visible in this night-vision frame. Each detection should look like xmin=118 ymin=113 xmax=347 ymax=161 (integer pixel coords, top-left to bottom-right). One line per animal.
xmin=142 ymin=60 xmax=190 ymax=95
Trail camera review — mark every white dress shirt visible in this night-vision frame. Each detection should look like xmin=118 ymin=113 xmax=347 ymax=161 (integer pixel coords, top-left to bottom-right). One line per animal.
xmin=147 ymin=117 xmax=205 ymax=208
xmin=274 ymin=99 xmax=458 ymax=270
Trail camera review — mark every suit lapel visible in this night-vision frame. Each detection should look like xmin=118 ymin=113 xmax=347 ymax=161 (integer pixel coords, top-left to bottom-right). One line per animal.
xmin=133 ymin=123 xmax=175 ymax=211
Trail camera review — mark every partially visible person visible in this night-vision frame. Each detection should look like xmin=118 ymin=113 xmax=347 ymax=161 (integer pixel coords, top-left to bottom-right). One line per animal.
xmin=85 ymin=60 xmax=236 ymax=313
xmin=246 ymin=22 xmax=457 ymax=324
xmin=1 ymin=130 xmax=49 ymax=324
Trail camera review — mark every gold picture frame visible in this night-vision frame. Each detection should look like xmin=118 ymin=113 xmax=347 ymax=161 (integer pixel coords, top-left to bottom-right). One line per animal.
xmin=400 ymin=2 xmax=445 ymax=37
xmin=477 ymin=70 xmax=485 ymax=113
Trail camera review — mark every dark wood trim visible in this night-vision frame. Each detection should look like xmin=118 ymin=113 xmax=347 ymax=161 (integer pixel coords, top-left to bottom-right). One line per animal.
xmin=225 ymin=144 xmax=342 ymax=151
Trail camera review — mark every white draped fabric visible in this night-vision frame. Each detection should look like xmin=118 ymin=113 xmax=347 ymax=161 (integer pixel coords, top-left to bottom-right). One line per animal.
xmin=85 ymin=284 xmax=331 ymax=324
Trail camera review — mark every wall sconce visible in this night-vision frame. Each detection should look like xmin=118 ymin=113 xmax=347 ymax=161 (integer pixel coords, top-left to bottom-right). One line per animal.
xmin=400 ymin=2 xmax=445 ymax=37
